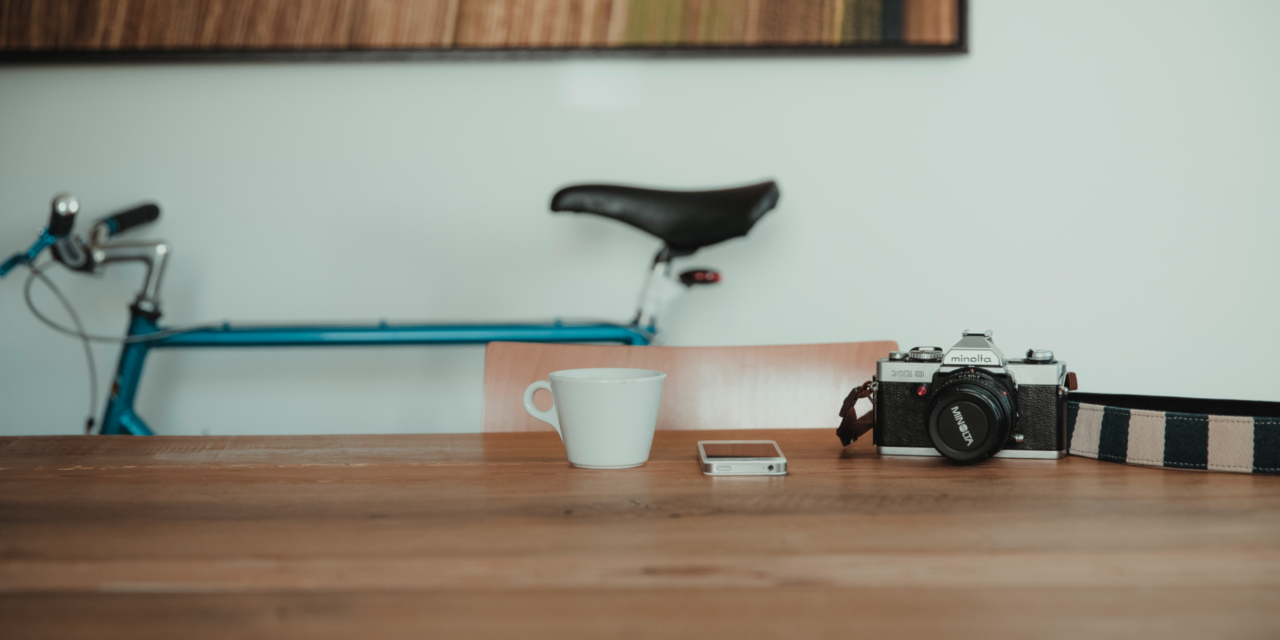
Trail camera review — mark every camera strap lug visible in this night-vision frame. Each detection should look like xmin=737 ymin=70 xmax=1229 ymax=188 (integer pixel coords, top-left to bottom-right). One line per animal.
xmin=837 ymin=380 xmax=878 ymax=446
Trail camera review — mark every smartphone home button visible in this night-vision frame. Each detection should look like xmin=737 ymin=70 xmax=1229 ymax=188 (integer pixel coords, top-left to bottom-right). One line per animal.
xmin=715 ymin=465 xmax=732 ymax=472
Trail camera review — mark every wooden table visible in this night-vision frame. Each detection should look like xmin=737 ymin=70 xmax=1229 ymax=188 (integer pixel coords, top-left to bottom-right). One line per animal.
xmin=3 ymin=429 xmax=1279 ymax=639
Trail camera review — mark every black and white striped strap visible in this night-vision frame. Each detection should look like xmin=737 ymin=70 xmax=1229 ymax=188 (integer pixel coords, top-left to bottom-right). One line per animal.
xmin=1067 ymin=393 xmax=1280 ymax=475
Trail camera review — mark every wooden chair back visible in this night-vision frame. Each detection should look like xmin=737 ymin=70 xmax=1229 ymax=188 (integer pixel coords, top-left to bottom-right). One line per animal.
xmin=482 ymin=340 xmax=898 ymax=432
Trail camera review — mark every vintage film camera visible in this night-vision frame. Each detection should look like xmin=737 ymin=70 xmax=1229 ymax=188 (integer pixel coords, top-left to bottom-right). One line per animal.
xmin=874 ymin=330 xmax=1072 ymax=464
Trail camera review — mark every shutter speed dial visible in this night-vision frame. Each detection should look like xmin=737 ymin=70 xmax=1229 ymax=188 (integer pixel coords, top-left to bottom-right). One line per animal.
xmin=909 ymin=347 xmax=944 ymax=362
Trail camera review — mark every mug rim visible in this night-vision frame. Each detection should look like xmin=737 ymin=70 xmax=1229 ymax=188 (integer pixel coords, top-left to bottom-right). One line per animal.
xmin=548 ymin=367 xmax=666 ymax=383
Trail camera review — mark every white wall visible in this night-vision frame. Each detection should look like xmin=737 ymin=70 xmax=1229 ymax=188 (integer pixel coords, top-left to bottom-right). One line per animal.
xmin=2 ymin=0 xmax=1277 ymax=436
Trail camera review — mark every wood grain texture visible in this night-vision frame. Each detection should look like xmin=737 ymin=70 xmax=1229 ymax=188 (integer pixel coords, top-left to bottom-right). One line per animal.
xmin=4 ymin=589 xmax=1279 ymax=640
xmin=2 ymin=429 xmax=1279 ymax=637
xmin=903 ymin=0 xmax=957 ymax=44
xmin=0 ymin=0 xmax=962 ymax=52
xmin=482 ymin=340 xmax=897 ymax=432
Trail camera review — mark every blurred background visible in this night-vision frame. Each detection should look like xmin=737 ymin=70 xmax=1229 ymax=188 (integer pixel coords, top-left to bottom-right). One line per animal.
xmin=1 ymin=0 xmax=1276 ymax=436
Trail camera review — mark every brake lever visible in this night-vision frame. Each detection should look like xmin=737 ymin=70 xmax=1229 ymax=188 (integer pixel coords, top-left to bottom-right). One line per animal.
xmin=0 ymin=229 xmax=56 ymax=278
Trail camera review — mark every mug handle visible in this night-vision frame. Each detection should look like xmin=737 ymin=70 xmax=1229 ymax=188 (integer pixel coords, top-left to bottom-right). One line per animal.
xmin=523 ymin=380 xmax=562 ymax=439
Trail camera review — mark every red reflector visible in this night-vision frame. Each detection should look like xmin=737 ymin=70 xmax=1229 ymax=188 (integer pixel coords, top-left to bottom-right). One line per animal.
xmin=679 ymin=270 xmax=721 ymax=286
xmin=916 ymin=385 xmax=928 ymax=396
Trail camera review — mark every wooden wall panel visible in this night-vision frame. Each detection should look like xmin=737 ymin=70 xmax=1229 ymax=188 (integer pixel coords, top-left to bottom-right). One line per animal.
xmin=904 ymin=0 xmax=957 ymax=45
xmin=755 ymin=0 xmax=839 ymax=47
xmin=0 ymin=0 xmax=964 ymax=55
xmin=841 ymin=0 xmax=883 ymax=44
xmin=353 ymin=0 xmax=459 ymax=48
xmin=454 ymin=0 xmax=616 ymax=48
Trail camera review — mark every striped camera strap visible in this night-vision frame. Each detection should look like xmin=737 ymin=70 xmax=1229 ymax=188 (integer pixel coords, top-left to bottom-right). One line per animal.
xmin=1067 ymin=393 xmax=1280 ymax=475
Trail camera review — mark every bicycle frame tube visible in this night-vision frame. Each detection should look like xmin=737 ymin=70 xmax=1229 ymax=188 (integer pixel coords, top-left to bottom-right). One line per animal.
xmin=99 ymin=307 xmax=652 ymax=435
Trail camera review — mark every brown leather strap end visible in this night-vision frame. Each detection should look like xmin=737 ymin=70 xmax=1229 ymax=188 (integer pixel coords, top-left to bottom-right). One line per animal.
xmin=836 ymin=383 xmax=876 ymax=446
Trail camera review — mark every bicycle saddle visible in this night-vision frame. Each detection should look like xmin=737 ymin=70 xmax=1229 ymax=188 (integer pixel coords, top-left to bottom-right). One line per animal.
xmin=551 ymin=180 xmax=780 ymax=254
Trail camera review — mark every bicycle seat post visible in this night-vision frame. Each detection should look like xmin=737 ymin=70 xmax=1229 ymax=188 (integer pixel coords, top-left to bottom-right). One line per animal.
xmin=635 ymin=248 xmax=685 ymax=332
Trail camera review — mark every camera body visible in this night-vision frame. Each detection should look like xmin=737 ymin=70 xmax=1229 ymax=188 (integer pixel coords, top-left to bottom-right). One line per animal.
xmin=874 ymin=330 xmax=1069 ymax=463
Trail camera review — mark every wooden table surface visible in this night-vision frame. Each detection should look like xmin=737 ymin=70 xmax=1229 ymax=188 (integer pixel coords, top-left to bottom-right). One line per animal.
xmin=3 ymin=429 xmax=1279 ymax=639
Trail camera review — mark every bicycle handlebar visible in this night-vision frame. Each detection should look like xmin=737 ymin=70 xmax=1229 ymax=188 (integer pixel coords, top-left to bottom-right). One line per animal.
xmin=98 ymin=203 xmax=160 ymax=237
xmin=1 ymin=194 xmax=163 ymax=278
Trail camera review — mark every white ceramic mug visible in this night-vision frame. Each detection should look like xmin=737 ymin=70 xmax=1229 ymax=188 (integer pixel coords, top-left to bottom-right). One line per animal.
xmin=523 ymin=368 xmax=666 ymax=469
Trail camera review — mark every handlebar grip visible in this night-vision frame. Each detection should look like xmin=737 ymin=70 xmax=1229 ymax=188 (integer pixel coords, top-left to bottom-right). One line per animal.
xmin=47 ymin=193 xmax=79 ymax=237
xmin=100 ymin=203 xmax=160 ymax=236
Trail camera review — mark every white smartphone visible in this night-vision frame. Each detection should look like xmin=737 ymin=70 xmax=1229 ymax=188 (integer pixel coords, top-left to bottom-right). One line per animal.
xmin=698 ymin=440 xmax=788 ymax=476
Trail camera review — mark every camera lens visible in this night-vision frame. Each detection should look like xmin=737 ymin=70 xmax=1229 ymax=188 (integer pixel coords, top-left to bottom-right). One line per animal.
xmin=926 ymin=372 xmax=1015 ymax=464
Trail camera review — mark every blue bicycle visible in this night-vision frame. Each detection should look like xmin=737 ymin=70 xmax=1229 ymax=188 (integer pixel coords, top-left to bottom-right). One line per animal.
xmin=2 ymin=181 xmax=780 ymax=435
